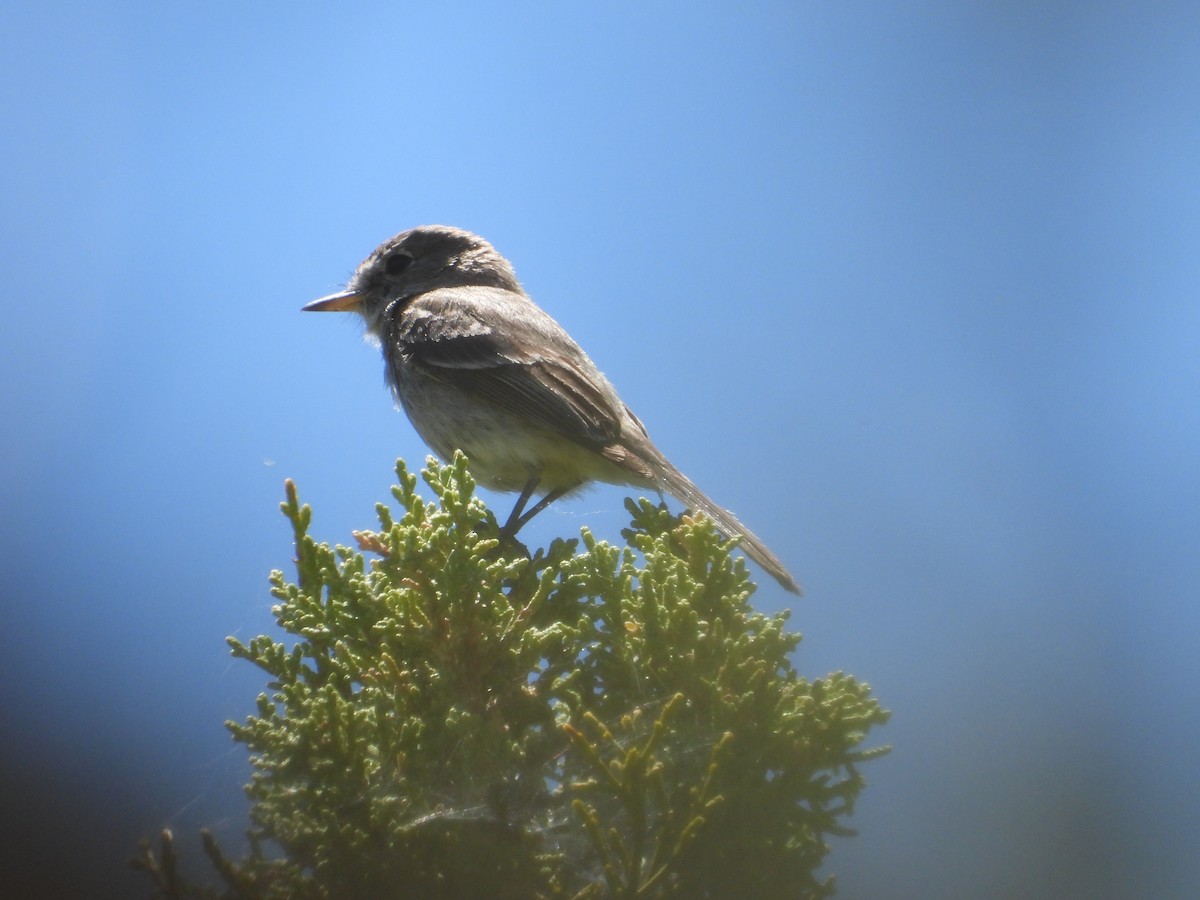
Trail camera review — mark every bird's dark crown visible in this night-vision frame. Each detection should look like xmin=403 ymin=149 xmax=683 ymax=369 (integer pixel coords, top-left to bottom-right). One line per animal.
xmin=350 ymin=225 xmax=523 ymax=307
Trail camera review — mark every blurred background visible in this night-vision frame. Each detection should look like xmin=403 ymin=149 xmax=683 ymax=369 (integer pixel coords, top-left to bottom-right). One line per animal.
xmin=2 ymin=2 xmax=1197 ymax=897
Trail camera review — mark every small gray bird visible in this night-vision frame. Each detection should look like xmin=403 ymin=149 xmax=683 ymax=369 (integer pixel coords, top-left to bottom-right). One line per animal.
xmin=303 ymin=225 xmax=800 ymax=594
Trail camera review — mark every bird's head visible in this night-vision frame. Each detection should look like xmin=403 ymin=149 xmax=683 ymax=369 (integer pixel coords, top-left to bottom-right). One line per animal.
xmin=303 ymin=225 xmax=522 ymax=335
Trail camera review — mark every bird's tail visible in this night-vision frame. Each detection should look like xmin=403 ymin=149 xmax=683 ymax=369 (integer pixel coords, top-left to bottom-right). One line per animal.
xmin=647 ymin=454 xmax=801 ymax=595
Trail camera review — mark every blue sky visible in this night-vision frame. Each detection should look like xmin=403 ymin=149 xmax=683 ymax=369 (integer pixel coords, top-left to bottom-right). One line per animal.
xmin=3 ymin=2 xmax=1198 ymax=897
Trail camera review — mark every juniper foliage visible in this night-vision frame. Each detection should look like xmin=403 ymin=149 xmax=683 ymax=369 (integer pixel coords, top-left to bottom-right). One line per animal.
xmin=135 ymin=454 xmax=888 ymax=899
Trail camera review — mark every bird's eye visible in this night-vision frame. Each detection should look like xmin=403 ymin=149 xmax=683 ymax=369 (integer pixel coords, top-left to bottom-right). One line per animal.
xmin=385 ymin=252 xmax=414 ymax=276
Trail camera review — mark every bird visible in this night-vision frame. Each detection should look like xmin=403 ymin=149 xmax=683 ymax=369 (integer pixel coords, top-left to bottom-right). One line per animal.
xmin=303 ymin=225 xmax=800 ymax=594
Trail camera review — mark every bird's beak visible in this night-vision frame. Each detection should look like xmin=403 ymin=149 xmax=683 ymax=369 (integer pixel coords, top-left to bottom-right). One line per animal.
xmin=302 ymin=289 xmax=364 ymax=312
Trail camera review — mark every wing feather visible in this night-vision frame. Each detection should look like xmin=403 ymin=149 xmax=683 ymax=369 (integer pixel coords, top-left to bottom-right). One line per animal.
xmin=389 ymin=287 xmax=625 ymax=449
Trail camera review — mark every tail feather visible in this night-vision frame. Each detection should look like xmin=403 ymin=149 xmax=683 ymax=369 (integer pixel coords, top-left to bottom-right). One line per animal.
xmin=648 ymin=455 xmax=801 ymax=595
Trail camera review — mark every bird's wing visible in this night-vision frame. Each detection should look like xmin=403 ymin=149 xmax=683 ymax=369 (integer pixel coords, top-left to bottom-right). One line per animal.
xmin=391 ymin=287 xmax=625 ymax=448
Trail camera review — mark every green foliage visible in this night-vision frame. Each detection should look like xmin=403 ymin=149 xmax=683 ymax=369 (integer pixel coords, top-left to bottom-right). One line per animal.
xmin=136 ymin=454 xmax=888 ymax=899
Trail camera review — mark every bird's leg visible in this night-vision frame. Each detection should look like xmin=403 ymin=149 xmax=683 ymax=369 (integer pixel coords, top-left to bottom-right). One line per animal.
xmin=500 ymin=475 xmax=542 ymax=540
xmin=514 ymin=481 xmax=582 ymax=532
xmin=499 ymin=477 xmax=584 ymax=540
